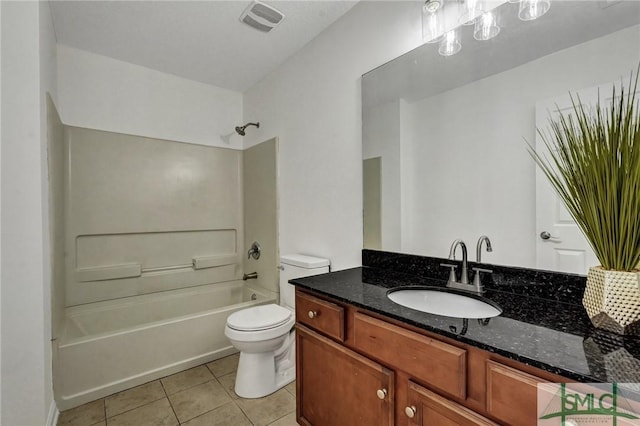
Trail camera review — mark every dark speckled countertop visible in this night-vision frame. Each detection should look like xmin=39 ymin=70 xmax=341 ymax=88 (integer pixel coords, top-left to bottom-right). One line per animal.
xmin=291 ymin=264 xmax=640 ymax=385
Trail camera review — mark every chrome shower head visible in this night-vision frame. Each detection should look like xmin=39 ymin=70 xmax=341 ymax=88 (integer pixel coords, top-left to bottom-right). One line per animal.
xmin=235 ymin=122 xmax=260 ymax=136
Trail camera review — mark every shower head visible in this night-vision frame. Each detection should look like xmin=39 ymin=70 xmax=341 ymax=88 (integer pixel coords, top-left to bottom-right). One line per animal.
xmin=235 ymin=122 xmax=260 ymax=136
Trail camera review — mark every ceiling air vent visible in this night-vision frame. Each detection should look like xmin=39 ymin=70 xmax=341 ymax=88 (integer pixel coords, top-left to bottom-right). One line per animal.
xmin=240 ymin=1 xmax=285 ymax=33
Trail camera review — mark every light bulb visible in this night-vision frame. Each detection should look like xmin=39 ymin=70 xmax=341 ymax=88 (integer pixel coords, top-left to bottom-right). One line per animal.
xmin=422 ymin=6 xmax=444 ymax=43
xmin=439 ymin=30 xmax=462 ymax=56
xmin=474 ymin=10 xmax=500 ymax=41
xmin=518 ymin=0 xmax=550 ymax=21
xmin=458 ymin=0 xmax=483 ymax=25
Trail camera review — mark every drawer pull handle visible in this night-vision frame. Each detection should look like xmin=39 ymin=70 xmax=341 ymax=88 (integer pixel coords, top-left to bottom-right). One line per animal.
xmin=308 ymin=310 xmax=318 ymax=319
xmin=376 ymin=388 xmax=387 ymax=400
xmin=405 ymin=406 xmax=417 ymax=418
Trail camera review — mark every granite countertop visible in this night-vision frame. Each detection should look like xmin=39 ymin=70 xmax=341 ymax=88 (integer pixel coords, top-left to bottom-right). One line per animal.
xmin=291 ymin=266 xmax=640 ymax=384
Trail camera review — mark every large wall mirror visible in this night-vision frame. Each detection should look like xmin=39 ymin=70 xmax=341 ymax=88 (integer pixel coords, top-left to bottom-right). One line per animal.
xmin=362 ymin=0 xmax=640 ymax=273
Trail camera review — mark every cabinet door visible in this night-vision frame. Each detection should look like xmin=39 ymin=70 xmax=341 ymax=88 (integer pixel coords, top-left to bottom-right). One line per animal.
xmin=405 ymin=381 xmax=498 ymax=426
xmin=486 ymin=360 xmax=548 ymax=426
xmin=296 ymin=324 xmax=394 ymax=426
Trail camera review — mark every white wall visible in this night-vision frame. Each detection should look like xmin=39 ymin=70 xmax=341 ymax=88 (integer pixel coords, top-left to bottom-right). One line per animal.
xmin=1 ymin=1 xmax=58 ymax=424
xmin=243 ymin=1 xmax=424 ymax=270
xmin=57 ymin=45 xmax=244 ymax=150
xmin=362 ymin=100 xmax=402 ymax=252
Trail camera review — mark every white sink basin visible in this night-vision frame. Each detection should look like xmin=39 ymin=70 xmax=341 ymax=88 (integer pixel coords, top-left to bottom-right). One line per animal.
xmin=387 ymin=288 xmax=502 ymax=319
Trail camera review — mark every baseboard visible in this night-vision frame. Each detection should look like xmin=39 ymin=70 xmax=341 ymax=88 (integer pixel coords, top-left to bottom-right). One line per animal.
xmin=46 ymin=400 xmax=59 ymax=426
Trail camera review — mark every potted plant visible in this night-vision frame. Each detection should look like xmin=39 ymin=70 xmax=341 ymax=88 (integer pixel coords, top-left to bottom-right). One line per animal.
xmin=529 ymin=71 xmax=640 ymax=335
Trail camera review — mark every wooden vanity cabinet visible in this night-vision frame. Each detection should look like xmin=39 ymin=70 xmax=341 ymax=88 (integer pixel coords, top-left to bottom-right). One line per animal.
xmin=486 ymin=360 xmax=549 ymax=426
xmin=295 ymin=288 xmax=565 ymax=426
xmin=407 ymin=381 xmax=498 ymax=426
xmin=296 ymin=325 xmax=394 ymax=426
xmin=296 ymin=291 xmax=345 ymax=341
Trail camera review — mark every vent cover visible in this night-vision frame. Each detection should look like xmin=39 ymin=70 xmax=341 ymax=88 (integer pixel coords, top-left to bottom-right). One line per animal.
xmin=240 ymin=1 xmax=285 ymax=33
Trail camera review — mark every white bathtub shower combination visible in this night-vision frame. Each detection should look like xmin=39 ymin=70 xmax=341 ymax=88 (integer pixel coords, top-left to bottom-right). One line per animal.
xmin=48 ymin=126 xmax=281 ymax=410
xmin=56 ymin=281 xmax=274 ymax=410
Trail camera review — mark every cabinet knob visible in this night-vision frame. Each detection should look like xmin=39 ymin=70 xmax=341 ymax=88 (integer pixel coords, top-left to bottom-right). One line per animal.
xmin=404 ymin=405 xmax=417 ymax=418
xmin=376 ymin=388 xmax=387 ymax=400
xmin=308 ymin=310 xmax=318 ymax=319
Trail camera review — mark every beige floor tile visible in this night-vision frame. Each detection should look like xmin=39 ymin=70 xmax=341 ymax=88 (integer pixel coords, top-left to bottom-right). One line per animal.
xmin=285 ymin=380 xmax=296 ymax=396
xmin=105 ymin=381 xmax=165 ymax=418
xmin=216 ymin=372 xmax=239 ymax=400
xmin=206 ymin=353 xmax=239 ymax=377
xmin=268 ymin=412 xmax=299 ymax=426
xmin=237 ymin=389 xmax=296 ymax=426
xmin=181 ymin=401 xmax=252 ymax=426
xmin=106 ymin=398 xmax=177 ymax=426
xmin=161 ymin=365 xmax=214 ymax=395
xmin=168 ymin=380 xmax=231 ymax=423
xmin=58 ymin=399 xmax=105 ymax=426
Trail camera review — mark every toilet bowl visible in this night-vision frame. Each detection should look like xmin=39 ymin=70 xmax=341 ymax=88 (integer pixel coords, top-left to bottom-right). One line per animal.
xmin=224 ymin=254 xmax=330 ymax=398
xmin=225 ymin=304 xmax=295 ymax=398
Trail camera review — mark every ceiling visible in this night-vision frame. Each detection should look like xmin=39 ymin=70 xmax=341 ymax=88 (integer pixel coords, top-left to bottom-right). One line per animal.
xmin=50 ymin=1 xmax=358 ymax=92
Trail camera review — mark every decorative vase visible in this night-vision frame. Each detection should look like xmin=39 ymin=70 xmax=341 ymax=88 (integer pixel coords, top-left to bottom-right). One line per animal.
xmin=582 ymin=267 xmax=640 ymax=335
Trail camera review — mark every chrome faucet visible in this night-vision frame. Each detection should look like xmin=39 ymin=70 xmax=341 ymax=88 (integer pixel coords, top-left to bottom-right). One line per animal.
xmin=476 ymin=235 xmax=492 ymax=262
xmin=440 ymin=238 xmax=487 ymax=294
xmin=472 ymin=236 xmax=493 ymax=294
xmin=448 ymin=239 xmax=469 ymax=284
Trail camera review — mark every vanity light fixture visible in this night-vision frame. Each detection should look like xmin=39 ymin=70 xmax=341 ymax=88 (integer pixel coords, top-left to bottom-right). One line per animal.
xmin=426 ymin=0 xmax=551 ymax=57
xmin=439 ymin=29 xmax=462 ymax=56
xmin=518 ymin=0 xmax=551 ymax=21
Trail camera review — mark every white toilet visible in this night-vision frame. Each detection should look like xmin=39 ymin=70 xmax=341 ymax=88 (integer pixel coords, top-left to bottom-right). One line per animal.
xmin=225 ymin=254 xmax=330 ymax=398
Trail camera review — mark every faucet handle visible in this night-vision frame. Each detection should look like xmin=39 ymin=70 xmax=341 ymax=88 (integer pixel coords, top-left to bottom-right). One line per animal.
xmin=440 ymin=263 xmax=458 ymax=284
xmin=472 ymin=267 xmax=492 ymax=293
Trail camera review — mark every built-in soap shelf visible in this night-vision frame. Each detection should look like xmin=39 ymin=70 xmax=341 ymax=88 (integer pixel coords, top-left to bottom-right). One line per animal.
xmin=76 ymin=254 xmax=237 ymax=282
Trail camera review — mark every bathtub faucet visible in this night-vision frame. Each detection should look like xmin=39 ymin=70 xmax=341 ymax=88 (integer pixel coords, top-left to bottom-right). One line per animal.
xmin=248 ymin=241 xmax=261 ymax=260
xmin=243 ymin=272 xmax=258 ymax=280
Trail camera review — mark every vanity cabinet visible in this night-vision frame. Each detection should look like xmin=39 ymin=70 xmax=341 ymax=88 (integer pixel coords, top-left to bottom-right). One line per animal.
xmin=406 ymin=381 xmax=497 ymax=426
xmin=296 ymin=291 xmax=345 ymax=341
xmin=295 ymin=288 xmax=566 ymax=426
xmin=296 ymin=325 xmax=394 ymax=426
xmin=485 ymin=360 xmax=549 ymax=425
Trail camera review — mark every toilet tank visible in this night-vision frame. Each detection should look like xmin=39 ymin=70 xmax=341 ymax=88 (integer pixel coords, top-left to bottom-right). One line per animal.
xmin=279 ymin=254 xmax=330 ymax=310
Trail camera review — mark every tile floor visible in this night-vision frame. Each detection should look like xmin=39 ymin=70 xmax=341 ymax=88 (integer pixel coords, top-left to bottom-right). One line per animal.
xmin=57 ymin=354 xmax=298 ymax=426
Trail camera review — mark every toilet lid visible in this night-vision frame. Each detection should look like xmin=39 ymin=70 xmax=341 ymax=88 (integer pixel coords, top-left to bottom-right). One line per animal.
xmin=227 ymin=304 xmax=293 ymax=331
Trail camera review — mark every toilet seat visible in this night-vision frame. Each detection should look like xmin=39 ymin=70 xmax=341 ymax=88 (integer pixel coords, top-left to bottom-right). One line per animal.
xmin=227 ymin=304 xmax=293 ymax=332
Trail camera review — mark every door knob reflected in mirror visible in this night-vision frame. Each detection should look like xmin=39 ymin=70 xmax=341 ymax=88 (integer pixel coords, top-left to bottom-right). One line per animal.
xmin=539 ymin=231 xmax=560 ymax=241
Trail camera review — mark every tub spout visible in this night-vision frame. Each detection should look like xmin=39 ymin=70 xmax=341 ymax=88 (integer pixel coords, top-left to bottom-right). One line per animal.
xmin=243 ymin=272 xmax=258 ymax=280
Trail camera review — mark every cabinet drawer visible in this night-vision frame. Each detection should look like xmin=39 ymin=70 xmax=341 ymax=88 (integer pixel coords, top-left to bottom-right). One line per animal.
xmin=486 ymin=360 xmax=548 ymax=426
xmin=353 ymin=312 xmax=467 ymax=399
xmin=296 ymin=291 xmax=345 ymax=341
xmin=407 ymin=380 xmax=498 ymax=426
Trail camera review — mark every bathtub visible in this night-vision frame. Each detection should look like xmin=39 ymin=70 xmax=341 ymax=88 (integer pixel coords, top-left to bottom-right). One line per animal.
xmin=55 ymin=281 xmax=275 ymax=410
